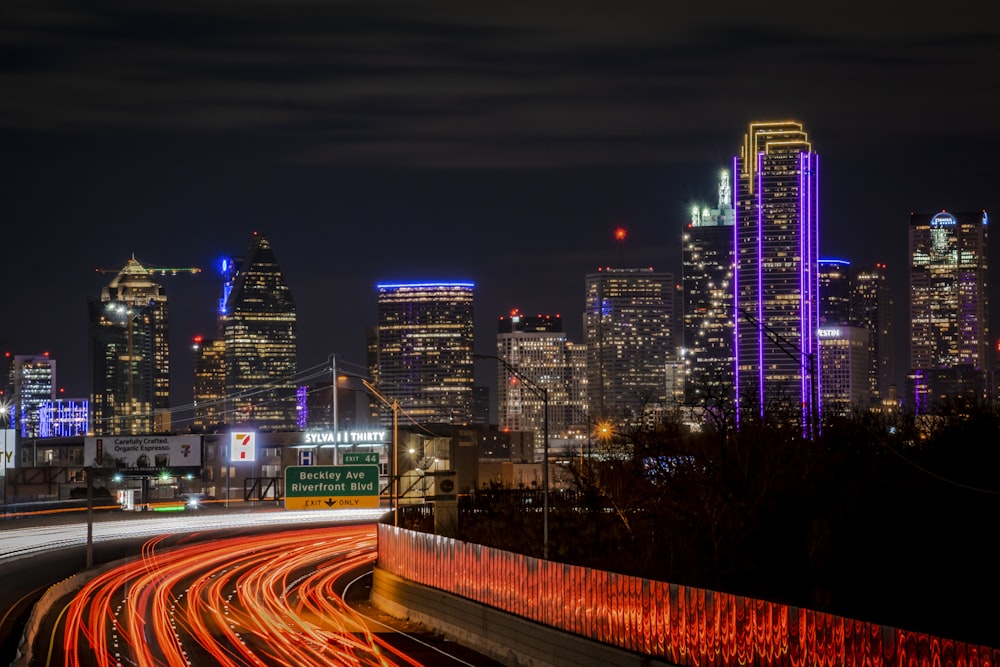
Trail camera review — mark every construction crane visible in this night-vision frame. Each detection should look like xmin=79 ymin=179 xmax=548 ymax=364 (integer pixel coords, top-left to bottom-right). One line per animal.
xmin=95 ymin=255 xmax=202 ymax=276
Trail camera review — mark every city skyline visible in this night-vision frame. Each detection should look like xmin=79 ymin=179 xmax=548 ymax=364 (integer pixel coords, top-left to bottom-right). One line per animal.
xmin=2 ymin=2 xmax=998 ymax=411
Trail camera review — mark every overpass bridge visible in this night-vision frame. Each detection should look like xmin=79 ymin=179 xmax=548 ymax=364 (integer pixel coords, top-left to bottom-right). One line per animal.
xmin=373 ymin=524 xmax=999 ymax=667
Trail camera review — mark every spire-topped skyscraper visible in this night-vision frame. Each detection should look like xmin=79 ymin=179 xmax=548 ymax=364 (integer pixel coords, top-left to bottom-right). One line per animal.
xmin=90 ymin=257 xmax=172 ymax=435
xmin=222 ymin=232 xmax=298 ymax=431
xmin=682 ymin=169 xmax=735 ymax=407
xmin=733 ymin=121 xmax=820 ymax=436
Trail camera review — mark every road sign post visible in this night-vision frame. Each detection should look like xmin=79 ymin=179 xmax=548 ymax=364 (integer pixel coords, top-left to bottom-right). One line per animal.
xmin=284 ymin=465 xmax=379 ymax=510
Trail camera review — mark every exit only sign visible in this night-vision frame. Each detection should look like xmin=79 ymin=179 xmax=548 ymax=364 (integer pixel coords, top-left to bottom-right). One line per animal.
xmin=284 ymin=465 xmax=380 ymax=510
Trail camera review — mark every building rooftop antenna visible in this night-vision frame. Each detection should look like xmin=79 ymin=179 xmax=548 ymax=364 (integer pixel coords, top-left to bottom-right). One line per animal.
xmin=614 ymin=227 xmax=627 ymax=267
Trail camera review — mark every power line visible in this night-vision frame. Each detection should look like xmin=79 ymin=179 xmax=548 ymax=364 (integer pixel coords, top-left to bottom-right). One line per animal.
xmin=878 ymin=440 xmax=1000 ymax=496
xmin=84 ymin=356 xmax=367 ymax=432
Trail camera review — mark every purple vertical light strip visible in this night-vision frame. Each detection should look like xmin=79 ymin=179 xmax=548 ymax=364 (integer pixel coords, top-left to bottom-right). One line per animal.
xmin=799 ymin=153 xmax=808 ymax=432
xmin=296 ymin=385 xmax=308 ymax=430
xmin=812 ymin=154 xmax=821 ymax=425
xmin=757 ymin=151 xmax=765 ymax=415
xmin=732 ymin=155 xmax=741 ymax=422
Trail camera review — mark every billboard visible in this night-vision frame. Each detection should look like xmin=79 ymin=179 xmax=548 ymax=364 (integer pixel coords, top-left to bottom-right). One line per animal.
xmin=1 ymin=429 xmax=14 ymax=477
xmin=230 ymin=431 xmax=257 ymax=462
xmin=85 ymin=435 xmax=202 ymax=471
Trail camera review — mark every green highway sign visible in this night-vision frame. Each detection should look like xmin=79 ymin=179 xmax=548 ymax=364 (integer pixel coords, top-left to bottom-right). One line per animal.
xmin=284 ymin=465 xmax=380 ymax=510
xmin=342 ymin=452 xmax=379 ymax=465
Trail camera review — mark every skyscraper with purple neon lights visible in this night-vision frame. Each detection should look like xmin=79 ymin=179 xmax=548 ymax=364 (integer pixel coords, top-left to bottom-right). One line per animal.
xmin=733 ymin=121 xmax=820 ymax=436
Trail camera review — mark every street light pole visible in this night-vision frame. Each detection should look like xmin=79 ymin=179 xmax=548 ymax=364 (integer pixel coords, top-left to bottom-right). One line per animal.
xmin=474 ymin=353 xmax=549 ymax=560
xmin=330 ymin=354 xmax=338 ymax=465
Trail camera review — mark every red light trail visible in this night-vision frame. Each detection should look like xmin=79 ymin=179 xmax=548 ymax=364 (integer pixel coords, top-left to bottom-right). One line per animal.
xmin=60 ymin=525 xmax=423 ymax=666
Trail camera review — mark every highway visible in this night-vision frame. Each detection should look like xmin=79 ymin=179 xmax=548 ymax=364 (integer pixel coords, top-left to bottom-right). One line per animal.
xmin=2 ymin=509 xmax=501 ymax=666
xmin=0 ymin=507 xmax=386 ymax=562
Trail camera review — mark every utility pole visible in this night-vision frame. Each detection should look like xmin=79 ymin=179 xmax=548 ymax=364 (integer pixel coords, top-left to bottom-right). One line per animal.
xmin=86 ymin=466 xmax=94 ymax=568
xmin=361 ymin=379 xmax=399 ymax=526
xmin=330 ymin=354 xmax=338 ymax=465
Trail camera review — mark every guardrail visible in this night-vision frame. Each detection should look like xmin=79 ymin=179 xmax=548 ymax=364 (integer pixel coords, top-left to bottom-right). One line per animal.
xmin=377 ymin=524 xmax=998 ymax=666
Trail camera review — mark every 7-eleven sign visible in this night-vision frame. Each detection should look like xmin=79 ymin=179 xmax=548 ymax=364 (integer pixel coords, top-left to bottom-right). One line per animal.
xmin=230 ymin=431 xmax=257 ymax=462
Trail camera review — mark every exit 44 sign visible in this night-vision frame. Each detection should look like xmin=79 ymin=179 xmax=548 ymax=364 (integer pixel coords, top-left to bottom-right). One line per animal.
xmin=342 ymin=452 xmax=379 ymax=465
xmin=284 ymin=465 xmax=380 ymax=510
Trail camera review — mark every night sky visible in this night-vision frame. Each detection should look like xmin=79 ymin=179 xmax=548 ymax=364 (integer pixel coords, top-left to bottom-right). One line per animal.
xmin=2 ymin=1 xmax=999 ymax=410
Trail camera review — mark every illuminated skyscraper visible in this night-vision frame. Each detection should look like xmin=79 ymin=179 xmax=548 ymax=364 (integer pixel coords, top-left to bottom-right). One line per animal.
xmin=222 ymin=233 xmax=298 ymax=431
xmin=733 ymin=121 xmax=820 ymax=435
xmin=585 ymin=267 xmax=677 ymax=422
xmin=682 ymin=169 xmax=735 ymax=406
xmin=192 ymin=335 xmax=226 ymax=432
xmin=817 ymin=326 xmax=870 ymax=417
xmin=12 ymin=354 xmax=56 ymax=438
xmin=89 ymin=257 xmax=176 ymax=435
xmin=496 ymin=310 xmax=574 ymax=442
xmin=818 ymin=259 xmax=851 ymax=325
xmin=908 ymin=210 xmax=989 ymax=410
xmin=37 ymin=398 xmax=89 ymax=438
xmin=374 ymin=282 xmax=474 ymax=425
xmin=850 ymin=263 xmax=893 ymax=406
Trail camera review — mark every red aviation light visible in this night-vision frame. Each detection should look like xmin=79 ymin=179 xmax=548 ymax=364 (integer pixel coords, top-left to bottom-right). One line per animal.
xmin=614 ymin=227 xmax=627 ymax=241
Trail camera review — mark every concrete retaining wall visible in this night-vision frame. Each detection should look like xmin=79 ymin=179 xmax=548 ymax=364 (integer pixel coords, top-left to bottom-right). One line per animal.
xmin=371 ymin=567 xmax=674 ymax=667
xmin=11 ymin=558 xmax=130 ymax=667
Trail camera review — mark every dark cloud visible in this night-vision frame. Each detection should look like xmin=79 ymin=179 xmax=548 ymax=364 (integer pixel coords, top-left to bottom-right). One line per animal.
xmin=4 ymin=2 xmax=996 ymax=163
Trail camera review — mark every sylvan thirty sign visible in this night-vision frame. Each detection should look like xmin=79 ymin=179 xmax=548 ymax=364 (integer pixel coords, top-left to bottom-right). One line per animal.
xmin=302 ymin=431 xmax=387 ymax=445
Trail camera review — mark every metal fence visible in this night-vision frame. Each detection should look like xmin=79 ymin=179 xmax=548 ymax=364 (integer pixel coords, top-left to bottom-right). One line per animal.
xmin=377 ymin=524 xmax=998 ymax=666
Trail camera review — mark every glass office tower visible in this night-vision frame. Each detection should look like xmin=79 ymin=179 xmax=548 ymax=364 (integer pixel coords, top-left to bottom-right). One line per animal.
xmin=12 ymin=354 xmax=56 ymax=438
xmin=733 ymin=121 xmax=820 ymax=436
xmin=222 ymin=233 xmax=298 ymax=431
xmin=585 ymin=267 xmax=676 ymax=423
xmin=818 ymin=259 xmax=851 ymax=325
xmin=908 ymin=210 xmax=989 ymax=411
xmin=682 ymin=169 xmax=735 ymax=407
xmin=374 ymin=282 xmax=475 ymax=425
xmin=89 ymin=258 xmax=170 ymax=435
xmin=851 ymin=263 xmax=893 ymax=406
xmin=192 ymin=335 xmax=226 ymax=432
xmin=496 ymin=311 xmax=573 ymax=442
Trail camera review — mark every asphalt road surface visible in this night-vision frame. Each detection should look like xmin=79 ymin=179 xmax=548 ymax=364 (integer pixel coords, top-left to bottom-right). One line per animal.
xmin=2 ymin=508 xmax=503 ymax=666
